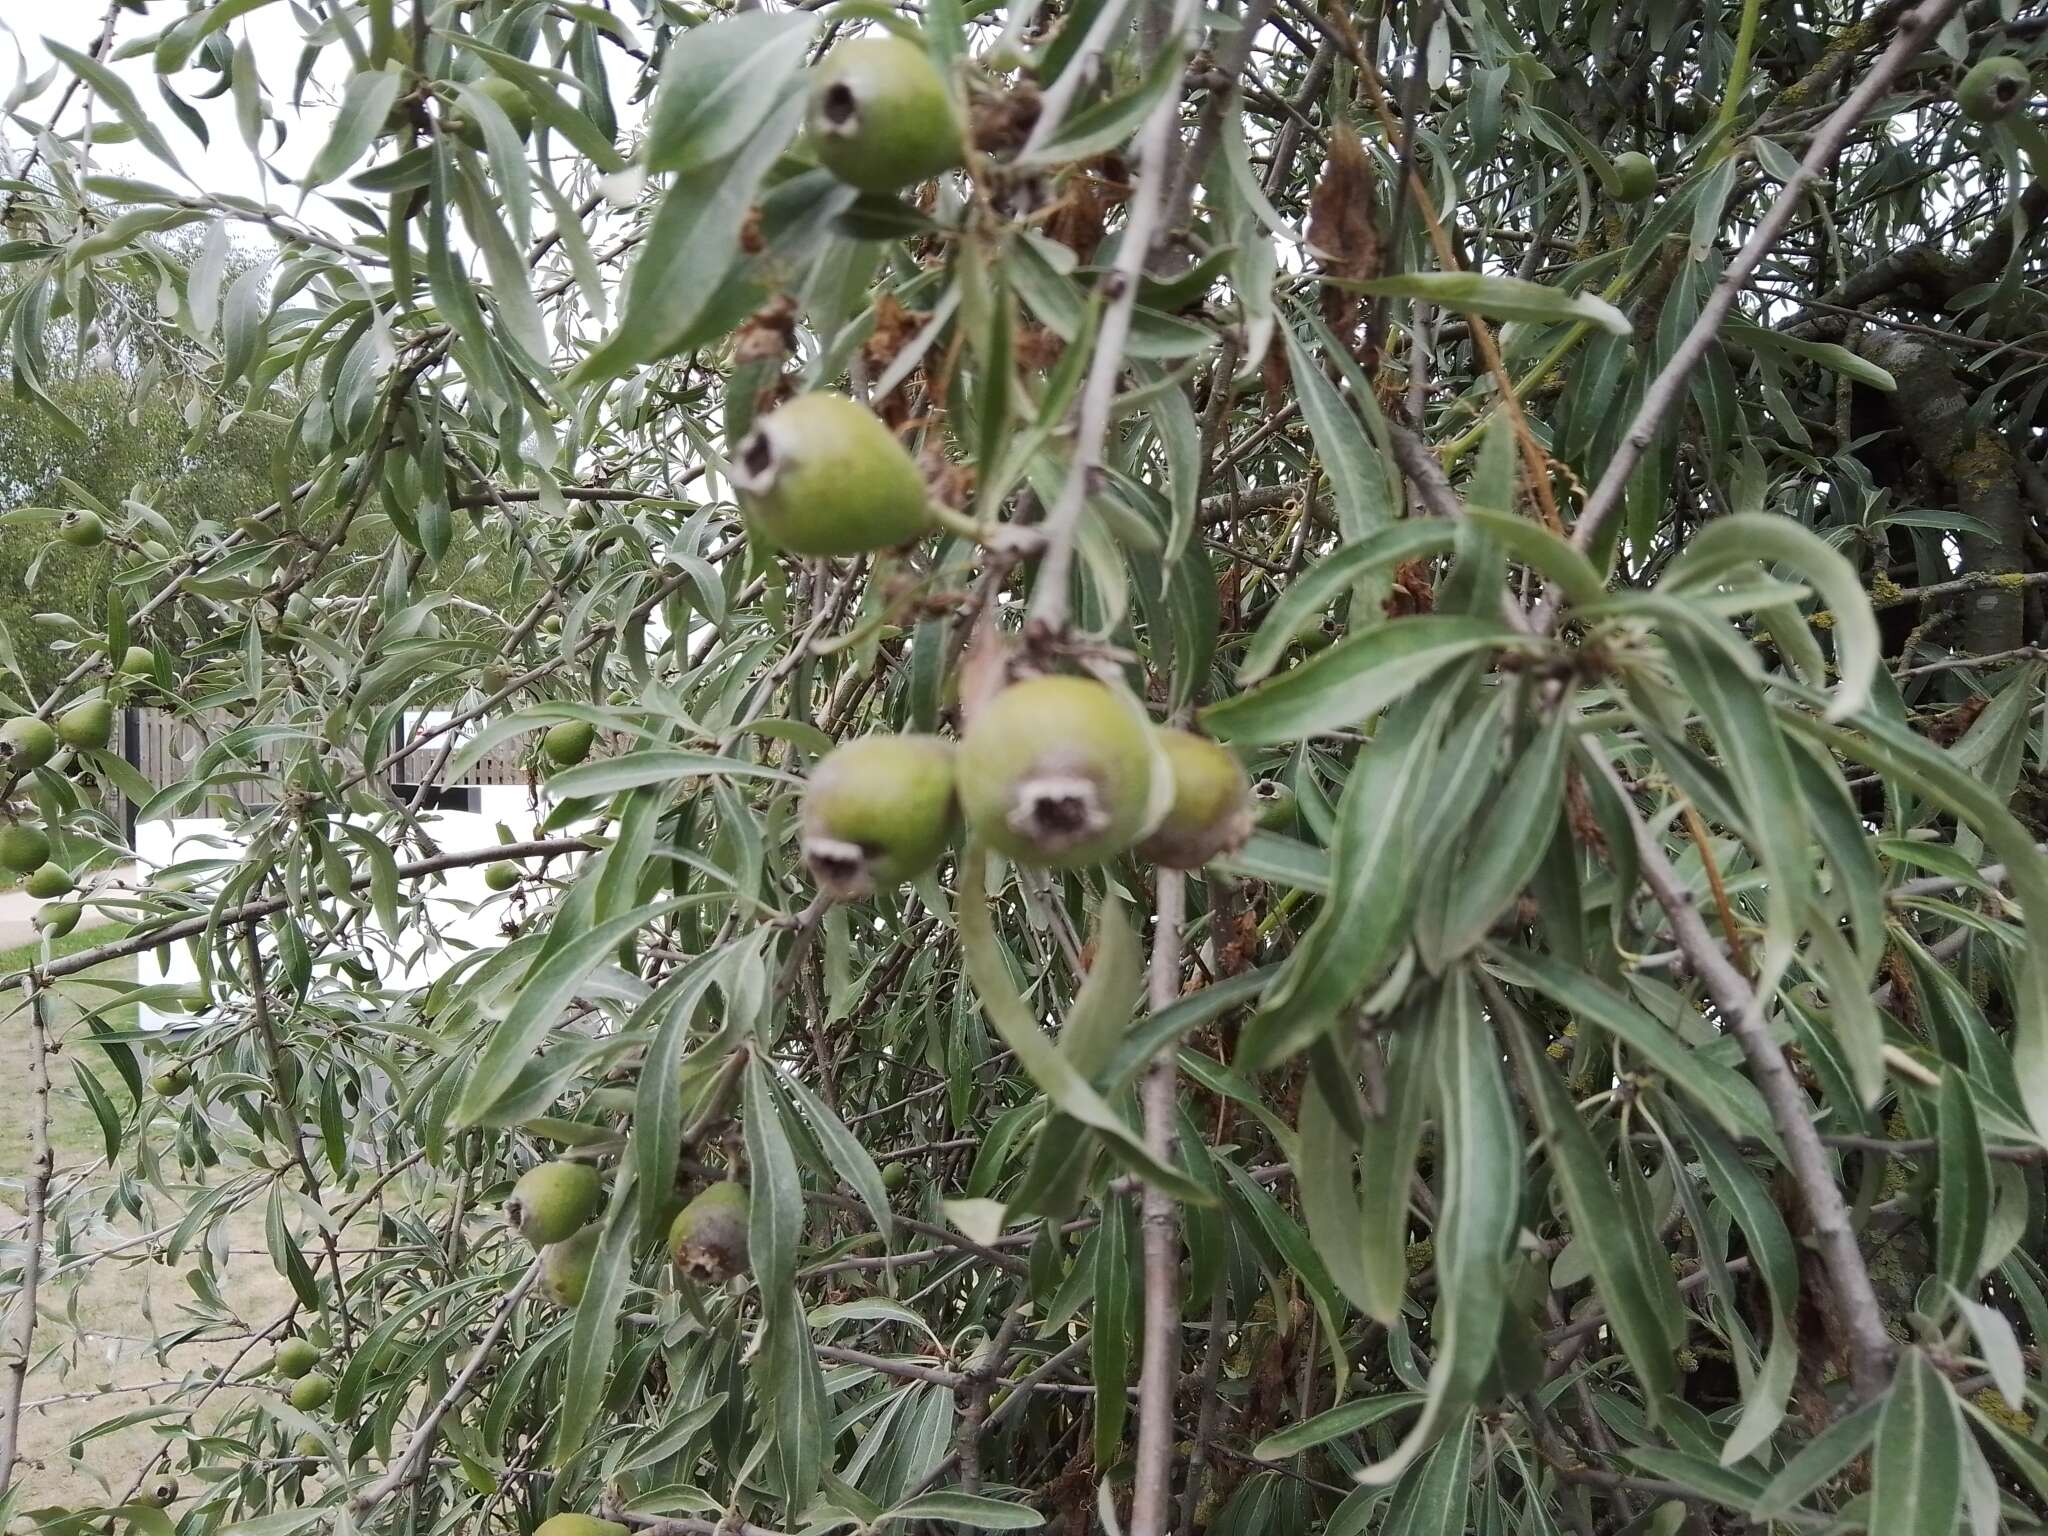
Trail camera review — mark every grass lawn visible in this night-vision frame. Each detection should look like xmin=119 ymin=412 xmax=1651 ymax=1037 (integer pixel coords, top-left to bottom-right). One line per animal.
xmin=2 ymin=927 xmax=296 ymax=1510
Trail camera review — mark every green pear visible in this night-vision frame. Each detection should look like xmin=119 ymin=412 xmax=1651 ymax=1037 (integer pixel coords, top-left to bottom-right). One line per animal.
xmin=150 ymin=1066 xmax=193 ymax=1097
xmin=881 ymin=1160 xmax=910 ymax=1192
xmin=1137 ymin=729 xmax=1254 ymax=870
xmin=732 ymin=393 xmax=933 ymax=556
xmin=801 ymin=734 xmax=957 ymax=898
xmin=451 ymin=75 xmax=534 ymax=147
xmin=294 ymin=1432 xmax=325 ymax=1459
xmin=958 ymin=676 xmax=1166 ymax=867
xmin=533 ymin=1518 xmax=627 ymax=1536
xmin=1610 ymin=150 xmax=1657 ymax=202
xmin=0 ymin=716 xmax=57 ymax=772
xmin=1251 ymin=779 xmax=1297 ymax=831
xmin=539 ymin=1225 xmax=600 ymax=1308
xmin=542 ymin=720 xmax=595 ymax=768
xmin=667 ymin=1181 xmax=750 ymax=1284
xmin=117 ymin=646 xmax=155 ymax=677
xmin=288 ymin=1372 xmax=333 ymax=1411
xmin=55 ymin=698 xmax=113 ymax=750
xmin=34 ymin=902 xmax=80 ymax=939
xmin=274 ymin=1338 xmax=322 ymax=1380
xmin=135 ymin=1475 xmax=178 ymax=1509
xmin=0 ymin=824 xmax=50 ymax=875
xmin=1958 ymin=55 xmax=2031 ymax=122
xmin=57 ymin=509 xmax=106 ymax=548
xmin=506 ymin=1161 xmax=603 ymax=1245
xmin=484 ymin=861 xmax=523 ymax=892
xmin=22 ymin=864 xmax=73 ymax=899
xmin=809 ymin=36 xmax=963 ymax=193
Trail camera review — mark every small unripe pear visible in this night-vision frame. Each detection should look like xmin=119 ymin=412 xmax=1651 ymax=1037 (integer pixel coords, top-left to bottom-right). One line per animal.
xmin=732 ymin=394 xmax=932 ymax=556
xmin=539 ymin=1225 xmax=600 ymax=1308
xmin=881 ymin=1160 xmax=910 ymax=1192
xmin=35 ymin=902 xmax=80 ymax=939
xmin=1958 ymin=55 xmax=2031 ymax=122
xmin=136 ymin=1475 xmax=179 ymax=1509
xmin=1610 ymin=151 xmax=1657 ymax=203
xmin=506 ymin=1162 xmax=603 ymax=1245
xmin=452 ymin=76 xmax=534 ymax=147
xmin=151 ymin=1066 xmax=193 ymax=1097
xmin=0 ymin=716 xmax=56 ymax=772
xmin=1251 ymin=779 xmax=1297 ymax=830
xmin=56 ymin=697 xmax=113 ymax=750
xmin=484 ymin=861 xmax=523 ymax=892
xmin=668 ymin=1181 xmax=750 ymax=1284
xmin=479 ymin=664 xmax=513 ymax=696
xmin=288 ymin=1372 xmax=334 ymax=1411
xmin=957 ymin=676 xmax=1166 ymax=867
xmin=23 ymin=863 xmax=73 ymax=899
xmin=801 ymin=734 xmax=957 ymax=898
xmin=57 ymin=509 xmax=106 ymax=548
xmin=534 ymin=1518 xmax=627 ymax=1536
xmin=118 ymin=645 xmax=155 ymax=677
xmin=294 ymin=1432 xmax=324 ymax=1459
xmin=274 ymin=1338 xmax=322 ymax=1380
xmin=1137 ymin=730 xmax=1253 ymax=870
xmin=809 ymin=37 xmax=962 ymax=194
xmin=542 ymin=720 xmax=595 ymax=768
xmin=0 ymin=824 xmax=50 ymax=874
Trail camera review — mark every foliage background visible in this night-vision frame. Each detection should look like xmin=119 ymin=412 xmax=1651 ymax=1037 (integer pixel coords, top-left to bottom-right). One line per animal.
xmin=0 ymin=0 xmax=2045 ymax=1535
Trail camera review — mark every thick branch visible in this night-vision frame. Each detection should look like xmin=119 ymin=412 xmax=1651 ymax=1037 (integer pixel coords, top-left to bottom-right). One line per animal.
xmin=1586 ymin=750 xmax=1895 ymax=1397
xmin=1130 ymin=871 xmax=1186 ymax=1536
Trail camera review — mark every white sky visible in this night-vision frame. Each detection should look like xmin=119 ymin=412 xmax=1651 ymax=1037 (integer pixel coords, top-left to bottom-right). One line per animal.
xmin=0 ymin=1 xmax=343 ymax=217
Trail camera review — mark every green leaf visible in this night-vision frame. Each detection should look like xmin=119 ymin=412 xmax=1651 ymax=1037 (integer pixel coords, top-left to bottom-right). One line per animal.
xmin=879 ymin=1493 xmax=1045 ymax=1529
xmin=1354 ymin=974 xmax=1518 ymax=1487
xmin=957 ymin=846 xmax=1212 ymax=1203
xmin=1206 ymin=615 xmax=1527 ymax=747
xmin=1235 ymin=682 xmax=1461 ymax=1071
xmin=1750 ymin=1401 xmax=1881 ymax=1517
xmin=1936 ymin=1068 xmax=1991 ymax=1293
xmin=302 ymin=68 xmax=404 ymax=191
xmin=1726 ymin=322 xmax=1896 ymax=391
xmin=455 ymin=897 xmax=697 ymax=1126
xmin=1253 ymin=1393 xmax=1424 ymax=1459
xmin=643 ymin=12 xmax=817 ymax=173
xmin=545 ymin=749 xmax=795 ymax=799
xmin=1283 ymin=325 xmax=1399 ymax=547
xmin=1238 ymin=523 xmax=1452 ymax=684
xmin=554 ymin=1174 xmax=640 ymax=1464
xmin=744 ymin=1053 xmax=804 ymax=1295
xmin=1871 ymin=1351 xmax=1963 ymax=1536
xmin=1504 ymin=1016 xmax=1680 ymax=1405
xmin=48 ymin=42 xmax=183 ymax=173
xmin=1341 ymin=271 xmax=1632 ymax=335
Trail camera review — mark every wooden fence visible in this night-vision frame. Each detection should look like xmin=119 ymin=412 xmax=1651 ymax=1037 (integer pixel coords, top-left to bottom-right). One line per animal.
xmin=115 ymin=709 xmax=533 ymax=835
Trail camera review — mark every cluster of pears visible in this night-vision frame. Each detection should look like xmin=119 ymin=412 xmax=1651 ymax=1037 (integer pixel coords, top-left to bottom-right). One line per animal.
xmin=1 ymin=690 xmax=122 ymax=925
xmin=504 ymin=1162 xmax=753 ymax=1305
xmin=274 ymin=1332 xmax=335 ymax=1415
xmin=800 ymin=674 xmax=1253 ymax=900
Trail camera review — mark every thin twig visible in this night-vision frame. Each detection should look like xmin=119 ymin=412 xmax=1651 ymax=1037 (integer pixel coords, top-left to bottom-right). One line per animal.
xmin=1567 ymin=0 xmax=1967 ymax=563
xmin=1585 ymin=748 xmax=1895 ymax=1398
xmin=1025 ymin=0 xmax=1203 ymax=632
xmin=347 ymin=1259 xmax=545 ymax=1515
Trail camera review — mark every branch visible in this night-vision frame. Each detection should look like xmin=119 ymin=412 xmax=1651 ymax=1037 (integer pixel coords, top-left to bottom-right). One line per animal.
xmin=1130 ymin=870 xmax=1186 ymax=1536
xmin=1585 ymin=749 xmax=1895 ymax=1397
xmin=1568 ymin=0 xmax=1968 ymax=563
xmin=15 ymin=836 xmax=595 ymax=987
xmin=347 ymin=1258 xmax=545 ymax=1516
xmin=1025 ymin=0 xmax=1203 ymax=633
xmin=0 ymin=985 xmax=54 ymax=1498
